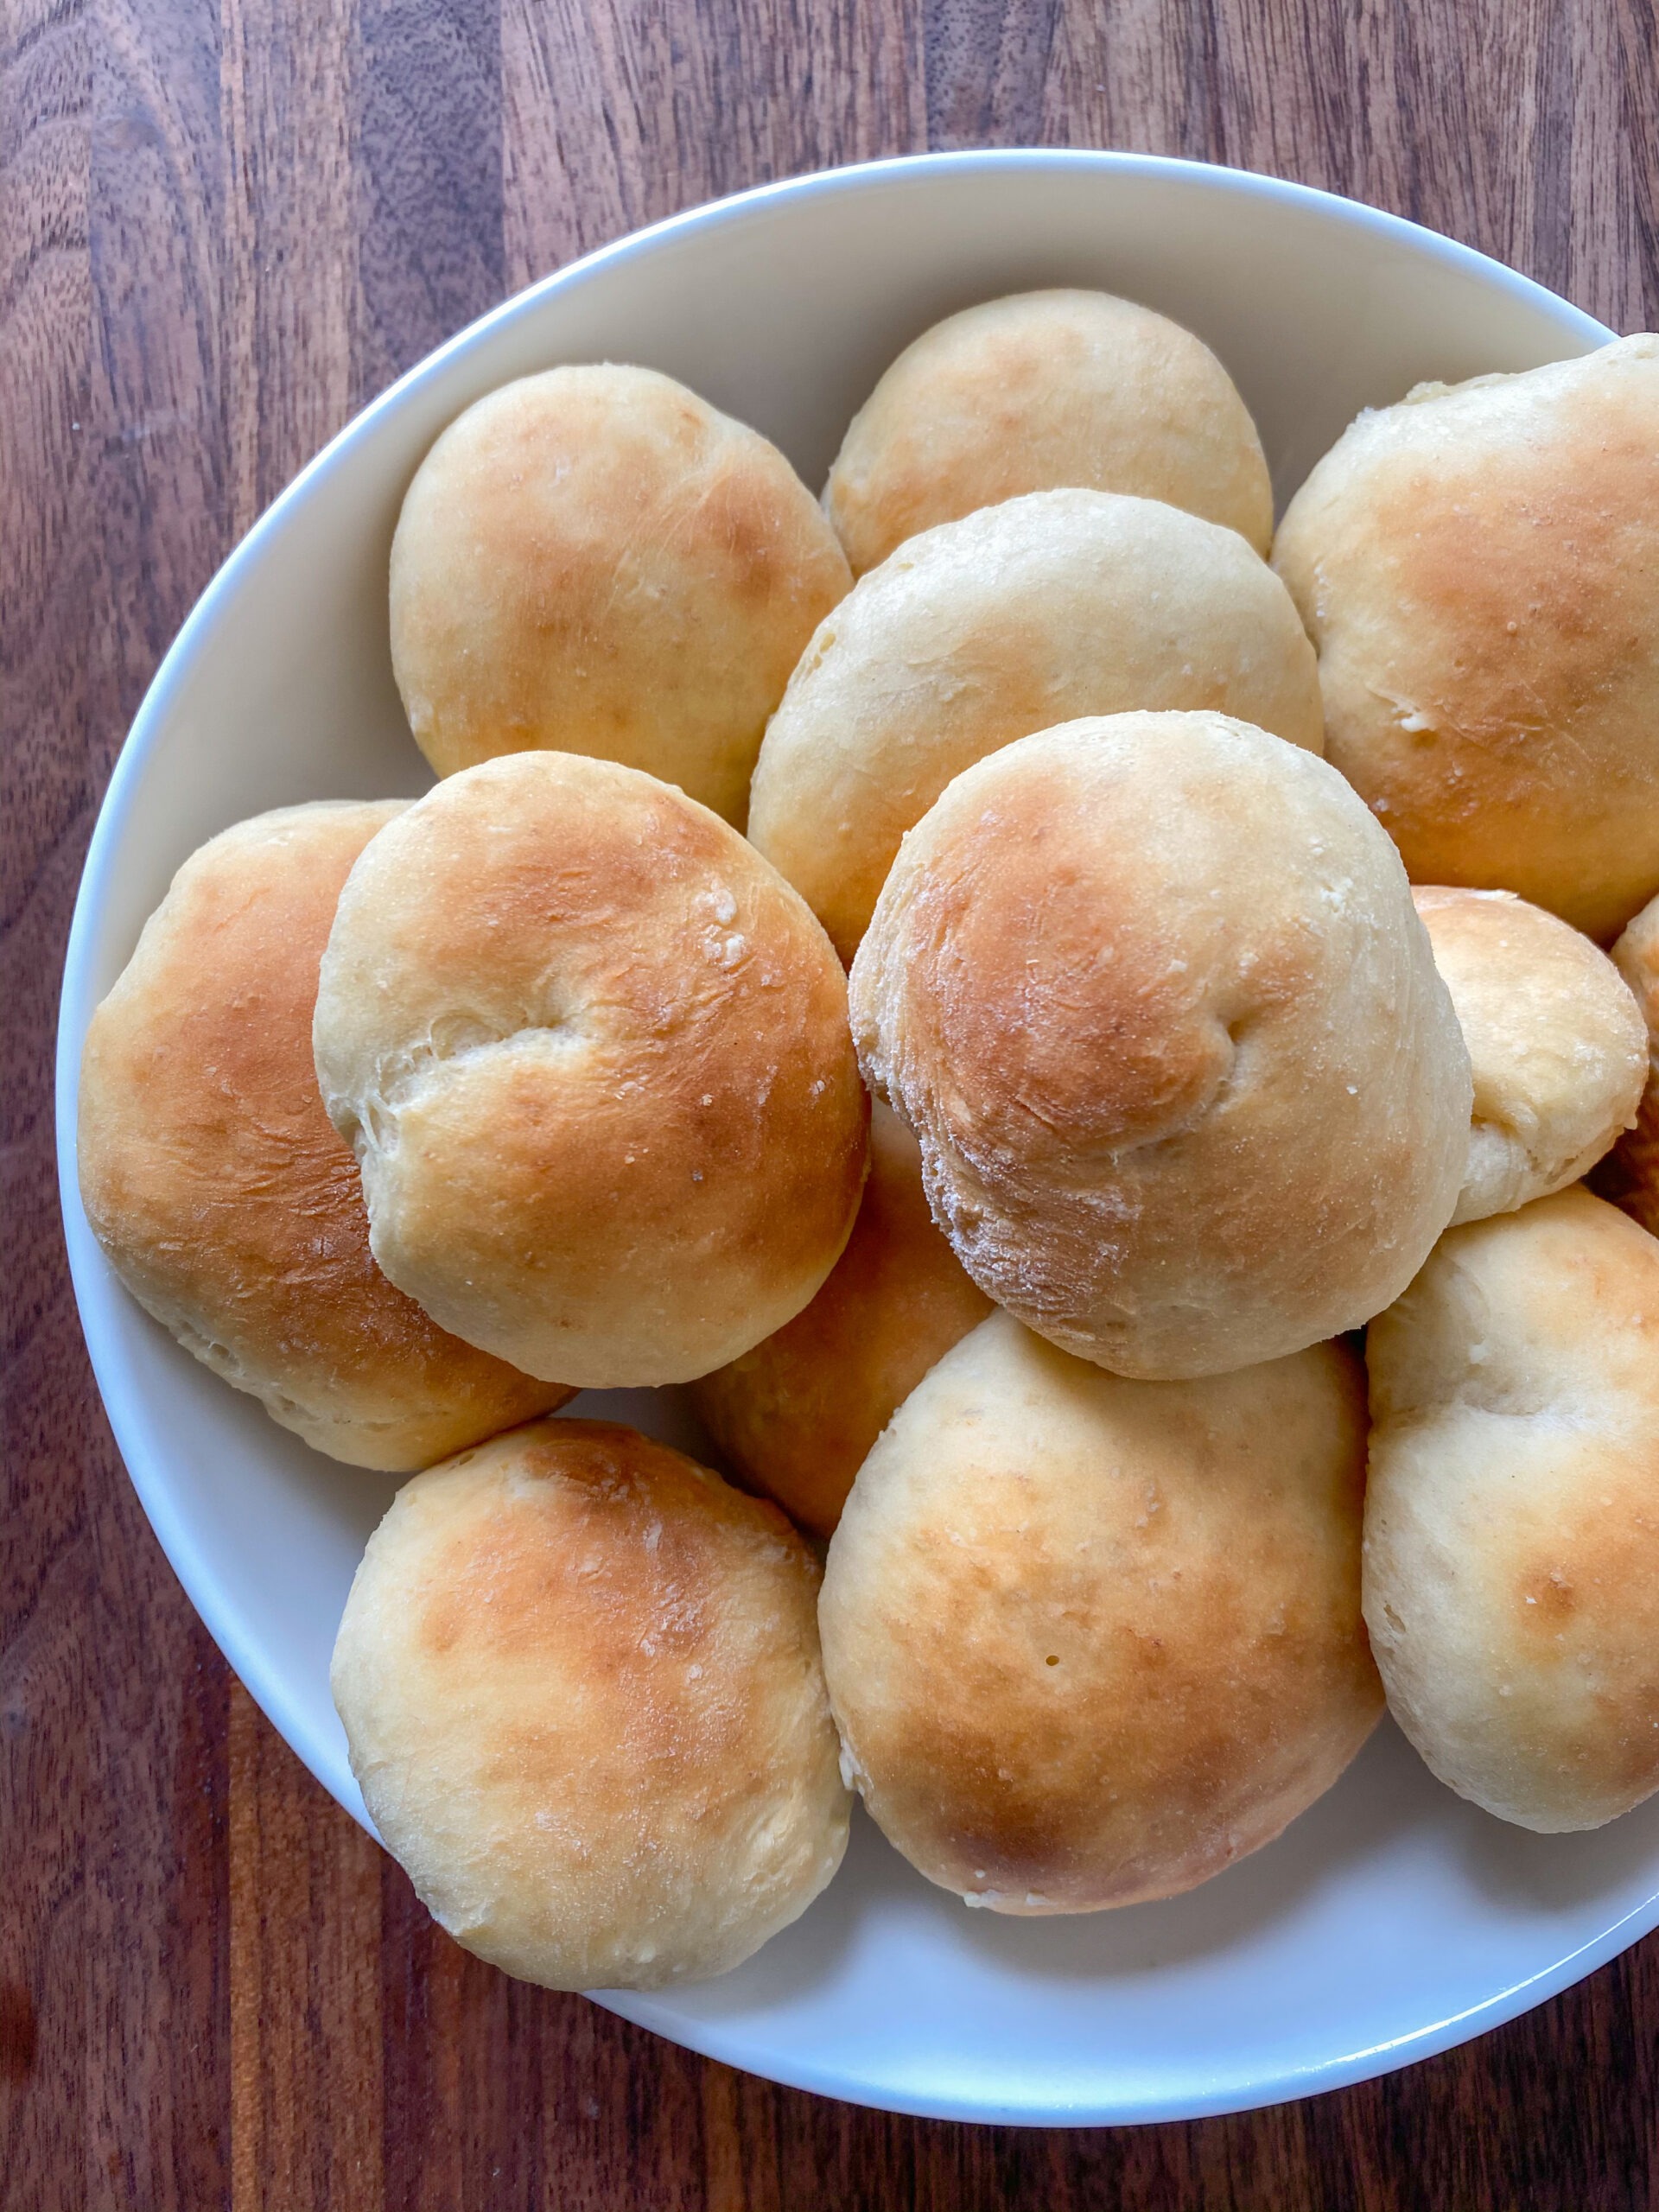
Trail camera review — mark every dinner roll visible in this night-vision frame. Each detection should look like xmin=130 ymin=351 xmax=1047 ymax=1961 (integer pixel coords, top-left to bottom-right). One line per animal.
xmin=1594 ymin=890 xmax=1659 ymax=1235
xmin=391 ymin=365 xmax=850 ymax=824
xmin=1414 ymin=887 xmax=1644 ymax=1224
xmin=824 ymin=289 xmax=1272 ymax=574
xmin=313 ymin=753 xmax=868 ymax=1389
xmin=1364 ymin=1186 xmax=1659 ymax=1831
xmin=76 ymin=803 xmax=567 ymax=1471
xmin=334 ymin=1418 xmax=849 ymax=1987
xmin=749 ymin=489 xmax=1323 ymax=963
xmin=1273 ymin=335 xmax=1659 ymax=941
xmin=820 ymin=1313 xmax=1380 ymax=1911
xmin=850 ymin=713 xmax=1471 ymax=1380
xmin=690 ymin=1102 xmax=993 ymax=1537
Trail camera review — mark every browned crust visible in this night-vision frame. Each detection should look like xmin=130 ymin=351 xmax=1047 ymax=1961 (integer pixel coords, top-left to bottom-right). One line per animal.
xmin=690 ymin=1102 xmax=993 ymax=1536
xmin=824 ymin=289 xmax=1273 ymax=575
xmin=1411 ymin=886 xmax=1645 ymax=1224
xmin=1595 ymin=892 xmax=1659 ymax=1233
xmin=849 ymin=713 xmax=1471 ymax=1379
xmin=1364 ymin=1186 xmax=1659 ymax=1828
xmin=748 ymin=488 xmax=1322 ymax=963
xmin=1273 ymin=338 xmax=1659 ymax=942
xmin=332 ymin=1418 xmax=849 ymax=1988
xmin=314 ymin=753 xmax=869 ymax=1388
xmin=77 ymin=802 xmax=569 ymax=1470
xmin=820 ymin=1319 xmax=1380 ymax=1910
xmin=391 ymin=364 xmax=850 ymax=825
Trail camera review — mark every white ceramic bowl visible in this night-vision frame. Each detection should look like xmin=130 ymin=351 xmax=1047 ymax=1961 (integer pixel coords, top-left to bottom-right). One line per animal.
xmin=58 ymin=150 xmax=1653 ymax=2128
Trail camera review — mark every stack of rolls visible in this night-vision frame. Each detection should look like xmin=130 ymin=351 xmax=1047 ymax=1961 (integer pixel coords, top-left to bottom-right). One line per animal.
xmin=79 ymin=293 xmax=1659 ymax=1993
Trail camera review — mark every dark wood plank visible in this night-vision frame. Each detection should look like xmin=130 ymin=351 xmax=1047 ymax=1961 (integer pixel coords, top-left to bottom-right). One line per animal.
xmin=353 ymin=0 xmax=504 ymax=403
xmin=8 ymin=1 xmax=1659 ymax=2207
xmin=500 ymin=0 xmax=927 ymax=286
xmin=229 ymin=1684 xmax=384 ymax=2212
xmin=5 ymin=0 xmax=237 ymax=2206
xmin=220 ymin=0 xmax=357 ymax=535
xmin=1 ymin=0 xmax=96 ymax=2195
xmin=77 ymin=0 xmax=238 ymax=2202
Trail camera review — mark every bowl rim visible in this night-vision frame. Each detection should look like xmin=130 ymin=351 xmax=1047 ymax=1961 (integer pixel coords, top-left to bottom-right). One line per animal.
xmin=54 ymin=145 xmax=1625 ymax=2127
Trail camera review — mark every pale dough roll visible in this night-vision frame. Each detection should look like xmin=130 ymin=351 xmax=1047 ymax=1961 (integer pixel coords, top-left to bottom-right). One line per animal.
xmin=1413 ymin=887 xmax=1644 ymax=1224
xmin=749 ymin=488 xmax=1322 ymax=963
xmin=1274 ymin=335 xmax=1659 ymax=941
xmin=690 ymin=1101 xmax=994 ymax=1538
xmin=391 ymin=364 xmax=850 ymax=824
xmin=1594 ymin=891 xmax=1659 ymax=1235
xmin=76 ymin=803 xmax=568 ymax=1471
xmin=849 ymin=713 xmax=1471 ymax=1380
xmin=819 ymin=1312 xmax=1381 ymax=1912
xmin=824 ymin=289 xmax=1273 ymax=575
xmin=1364 ymin=1186 xmax=1659 ymax=1831
xmin=312 ymin=753 xmax=868 ymax=1389
xmin=333 ymin=1418 xmax=850 ymax=1988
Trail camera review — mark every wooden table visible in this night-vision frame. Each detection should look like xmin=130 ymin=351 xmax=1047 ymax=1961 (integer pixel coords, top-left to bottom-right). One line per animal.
xmin=7 ymin=3 xmax=1659 ymax=2203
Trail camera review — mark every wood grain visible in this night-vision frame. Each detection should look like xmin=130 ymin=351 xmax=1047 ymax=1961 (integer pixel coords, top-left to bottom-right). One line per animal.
xmin=6 ymin=2 xmax=1659 ymax=2206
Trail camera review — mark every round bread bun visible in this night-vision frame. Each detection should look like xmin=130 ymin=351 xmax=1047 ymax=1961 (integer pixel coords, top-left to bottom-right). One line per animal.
xmin=749 ymin=488 xmax=1323 ymax=963
xmin=1413 ymin=886 xmax=1644 ymax=1225
xmin=1364 ymin=1185 xmax=1659 ymax=1832
xmin=1273 ymin=335 xmax=1659 ymax=942
xmin=824 ymin=289 xmax=1273 ymax=575
xmin=1594 ymin=889 xmax=1659 ymax=1236
xmin=1601 ymin=885 xmax=1659 ymax=1230
xmin=690 ymin=1101 xmax=994 ymax=1538
xmin=820 ymin=1311 xmax=1380 ymax=1912
xmin=849 ymin=712 xmax=1471 ymax=1381
xmin=76 ymin=803 xmax=569 ymax=1471
xmin=390 ymin=364 xmax=851 ymax=825
xmin=333 ymin=1417 xmax=850 ymax=1988
xmin=313 ymin=752 xmax=868 ymax=1389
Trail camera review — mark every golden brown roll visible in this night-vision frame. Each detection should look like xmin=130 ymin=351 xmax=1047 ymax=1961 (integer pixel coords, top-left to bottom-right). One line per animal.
xmin=1273 ymin=335 xmax=1659 ymax=941
xmin=1364 ymin=1186 xmax=1659 ymax=1832
xmin=824 ymin=289 xmax=1273 ymax=575
xmin=313 ymin=752 xmax=868 ymax=1389
xmin=850 ymin=712 xmax=1471 ymax=1381
xmin=690 ymin=1102 xmax=994 ymax=1538
xmin=1413 ymin=887 xmax=1644 ymax=1225
xmin=333 ymin=1418 xmax=850 ymax=1988
xmin=76 ymin=803 xmax=569 ymax=1470
xmin=390 ymin=364 xmax=850 ymax=824
xmin=820 ymin=1312 xmax=1380 ymax=1911
xmin=749 ymin=488 xmax=1322 ymax=963
xmin=1594 ymin=890 xmax=1659 ymax=1234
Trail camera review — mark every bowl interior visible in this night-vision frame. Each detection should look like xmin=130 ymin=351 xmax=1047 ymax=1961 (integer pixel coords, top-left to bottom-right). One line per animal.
xmin=58 ymin=151 xmax=1651 ymax=2126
